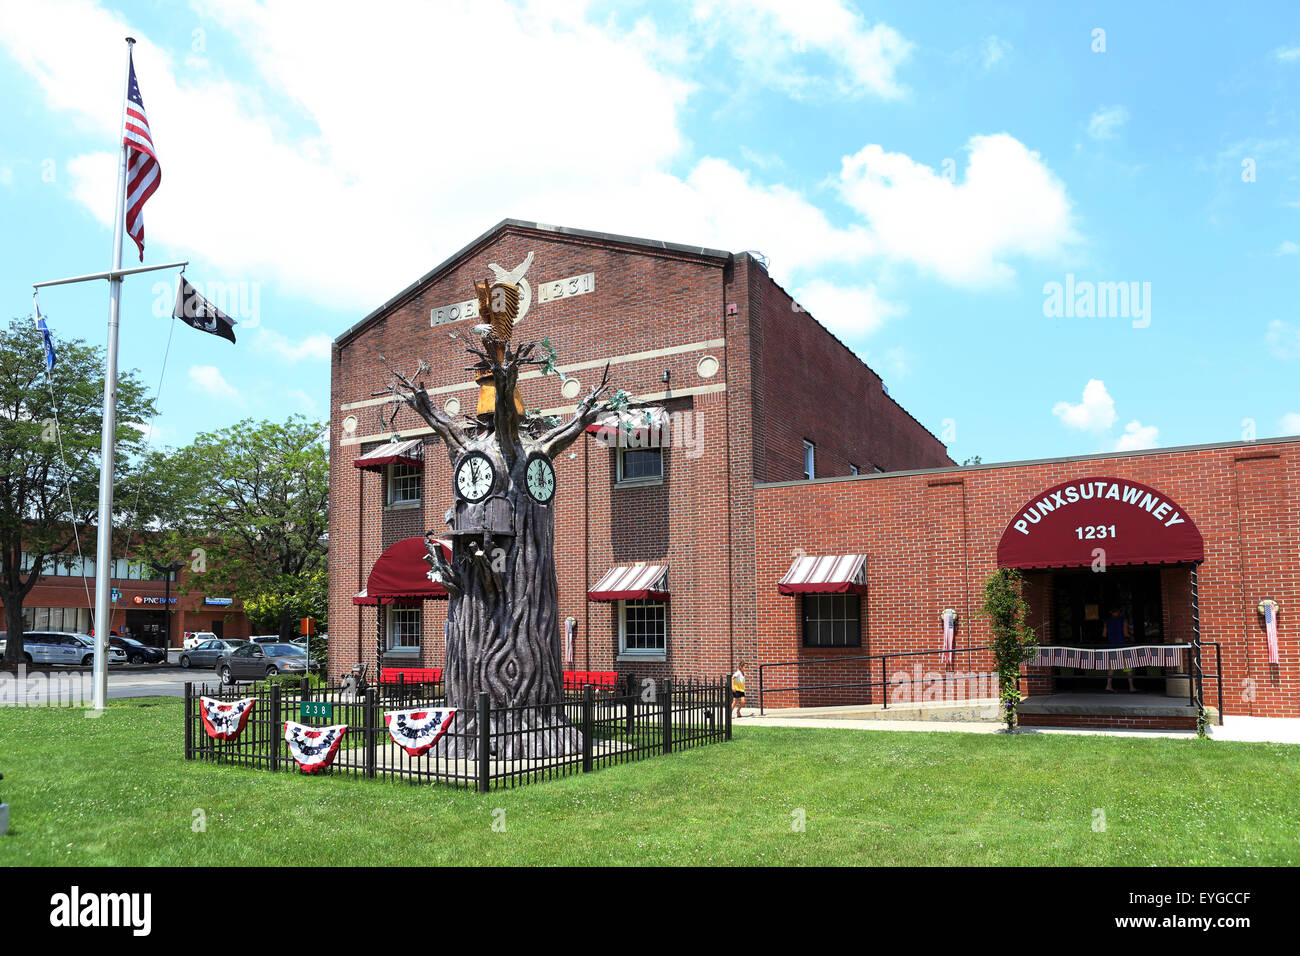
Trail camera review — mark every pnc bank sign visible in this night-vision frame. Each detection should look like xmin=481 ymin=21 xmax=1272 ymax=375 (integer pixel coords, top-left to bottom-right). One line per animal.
xmin=996 ymin=476 xmax=1205 ymax=570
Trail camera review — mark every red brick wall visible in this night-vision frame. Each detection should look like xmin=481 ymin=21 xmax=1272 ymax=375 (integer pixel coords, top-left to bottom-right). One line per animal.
xmin=754 ymin=439 xmax=1300 ymax=717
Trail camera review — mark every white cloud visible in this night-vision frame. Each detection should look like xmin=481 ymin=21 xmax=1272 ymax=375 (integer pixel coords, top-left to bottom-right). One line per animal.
xmin=1275 ymin=45 xmax=1300 ymax=63
xmin=1266 ymin=319 xmax=1300 ymax=359
xmin=1280 ymin=412 xmax=1300 ymax=433
xmin=792 ymin=278 xmax=905 ymax=341
xmin=980 ymin=35 xmax=1011 ymax=69
xmin=1053 ymin=379 xmax=1117 ymax=432
xmin=838 ymin=134 xmax=1078 ymax=286
xmin=0 ymin=165 xmax=12 ymax=189
xmin=692 ymin=0 xmax=913 ymax=100
xmin=1087 ymin=105 xmax=1129 ymax=140
xmin=1114 ymin=420 xmax=1159 ymax=451
xmin=188 ymin=365 xmax=239 ymax=402
xmin=1275 ymin=240 xmax=1299 ymax=255
xmin=254 ymin=328 xmax=331 ymax=363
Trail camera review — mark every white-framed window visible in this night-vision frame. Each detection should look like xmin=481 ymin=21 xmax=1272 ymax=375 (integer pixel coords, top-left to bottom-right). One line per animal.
xmin=618 ymin=599 xmax=667 ymax=657
xmin=386 ymin=607 xmax=421 ymax=654
xmin=849 ymin=463 xmax=860 ymax=476
xmin=387 ymin=463 xmax=422 ymax=506
xmin=802 ymin=440 xmax=816 ymax=479
xmin=617 ymin=446 xmax=663 ymax=483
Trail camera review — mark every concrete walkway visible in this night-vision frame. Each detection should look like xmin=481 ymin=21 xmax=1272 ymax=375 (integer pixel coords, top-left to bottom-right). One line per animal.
xmin=732 ymin=711 xmax=1300 ymax=744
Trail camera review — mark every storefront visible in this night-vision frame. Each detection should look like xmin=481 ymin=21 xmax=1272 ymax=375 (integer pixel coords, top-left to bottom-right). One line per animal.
xmin=754 ymin=436 xmax=1298 ymax=724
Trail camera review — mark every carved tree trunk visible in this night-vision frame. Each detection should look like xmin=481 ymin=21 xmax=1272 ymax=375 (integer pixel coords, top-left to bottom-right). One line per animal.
xmin=439 ymin=438 xmax=578 ymax=759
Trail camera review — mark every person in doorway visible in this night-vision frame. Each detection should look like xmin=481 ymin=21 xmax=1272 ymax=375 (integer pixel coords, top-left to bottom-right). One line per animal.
xmin=1103 ymin=607 xmax=1136 ymax=693
xmin=731 ymin=660 xmax=748 ymax=719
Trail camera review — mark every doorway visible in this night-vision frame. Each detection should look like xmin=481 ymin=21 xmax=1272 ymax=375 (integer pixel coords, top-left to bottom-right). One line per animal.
xmin=1051 ymin=567 xmax=1164 ymax=692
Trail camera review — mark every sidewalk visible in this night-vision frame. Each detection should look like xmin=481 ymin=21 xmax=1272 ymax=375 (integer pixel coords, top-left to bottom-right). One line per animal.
xmin=732 ymin=711 xmax=1300 ymax=744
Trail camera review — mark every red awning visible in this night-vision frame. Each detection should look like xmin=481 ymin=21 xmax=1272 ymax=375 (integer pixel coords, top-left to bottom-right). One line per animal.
xmin=588 ymin=564 xmax=669 ymax=602
xmin=996 ymin=477 xmax=1205 ymax=570
xmin=352 ymin=537 xmax=452 ymax=605
xmin=584 ymin=407 xmax=669 ymax=448
xmin=779 ymin=554 xmax=867 ymax=595
xmin=353 ymin=438 xmax=424 ymax=472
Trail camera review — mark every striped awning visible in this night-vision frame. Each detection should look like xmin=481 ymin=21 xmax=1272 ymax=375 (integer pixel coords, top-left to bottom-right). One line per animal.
xmin=778 ymin=554 xmax=867 ymax=595
xmin=353 ymin=438 xmax=424 ymax=472
xmin=588 ymin=564 xmax=669 ymax=602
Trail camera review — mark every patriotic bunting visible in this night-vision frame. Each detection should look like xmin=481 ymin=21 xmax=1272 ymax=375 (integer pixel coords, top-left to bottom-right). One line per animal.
xmin=1258 ymin=600 xmax=1280 ymax=665
xmin=384 ymin=707 xmax=456 ymax=757
xmin=199 ymin=696 xmax=256 ymax=741
xmin=1030 ymin=645 xmax=1186 ymax=671
xmin=284 ymin=721 xmax=348 ymax=773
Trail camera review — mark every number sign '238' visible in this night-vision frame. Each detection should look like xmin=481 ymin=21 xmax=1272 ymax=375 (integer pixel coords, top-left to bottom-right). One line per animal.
xmin=301 ymin=701 xmax=334 ymax=721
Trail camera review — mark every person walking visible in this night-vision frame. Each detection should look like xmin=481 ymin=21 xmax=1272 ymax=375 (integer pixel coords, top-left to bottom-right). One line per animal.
xmin=731 ymin=660 xmax=748 ymax=719
xmin=1103 ymin=607 xmax=1136 ymax=693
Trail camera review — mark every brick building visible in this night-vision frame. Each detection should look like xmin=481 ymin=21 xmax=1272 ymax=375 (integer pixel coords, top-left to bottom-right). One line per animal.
xmin=1 ymin=553 xmax=249 ymax=647
xmin=330 ymin=219 xmax=1297 ymax=728
xmin=329 ymin=219 xmax=950 ymax=687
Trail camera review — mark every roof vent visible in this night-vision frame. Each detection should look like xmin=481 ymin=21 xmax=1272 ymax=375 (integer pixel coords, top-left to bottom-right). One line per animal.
xmin=744 ymin=250 xmax=769 ymax=269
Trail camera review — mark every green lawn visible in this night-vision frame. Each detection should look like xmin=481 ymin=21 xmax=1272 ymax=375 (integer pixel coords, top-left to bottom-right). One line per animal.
xmin=1 ymin=697 xmax=1296 ymax=866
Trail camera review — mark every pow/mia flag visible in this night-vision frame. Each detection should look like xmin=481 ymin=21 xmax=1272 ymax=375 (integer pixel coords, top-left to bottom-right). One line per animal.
xmin=172 ymin=275 xmax=237 ymax=343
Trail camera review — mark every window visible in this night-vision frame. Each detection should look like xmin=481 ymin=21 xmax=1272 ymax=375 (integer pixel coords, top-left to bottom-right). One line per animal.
xmin=802 ymin=440 xmax=816 ymax=479
xmin=619 ymin=599 xmax=667 ymax=656
xmin=849 ymin=463 xmax=860 ymax=476
xmin=387 ymin=463 xmax=422 ymax=506
xmin=617 ymin=447 xmax=663 ymax=483
xmin=387 ymin=607 xmax=422 ymax=654
xmin=801 ymin=594 xmax=862 ymax=648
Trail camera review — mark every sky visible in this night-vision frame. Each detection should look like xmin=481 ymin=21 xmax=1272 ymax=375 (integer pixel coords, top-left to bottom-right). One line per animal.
xmin=0 ymin=0 xmax=1296 ymax=466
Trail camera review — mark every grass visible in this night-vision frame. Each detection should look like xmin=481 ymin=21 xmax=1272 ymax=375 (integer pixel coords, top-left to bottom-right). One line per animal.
xmin=1 ymin=697 xmax=1297 ymax=866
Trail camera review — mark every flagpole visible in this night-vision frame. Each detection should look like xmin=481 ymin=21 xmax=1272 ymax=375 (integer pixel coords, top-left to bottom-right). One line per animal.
xmin=90 ymin=36 xmax=135 ymax=713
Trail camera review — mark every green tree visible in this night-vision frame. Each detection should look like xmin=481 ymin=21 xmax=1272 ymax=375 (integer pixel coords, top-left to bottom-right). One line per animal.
xmin=137 ymin=417 xmax=329 ymax=641
xmin=980 ymin=567 xmax=1039 ymax=731
xmin=0 ymin=317 xmax=153 ymax=666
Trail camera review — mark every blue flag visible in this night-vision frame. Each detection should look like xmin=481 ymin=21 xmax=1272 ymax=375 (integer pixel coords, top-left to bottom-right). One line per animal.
xmin=34 ymin=297 xmax=56 ymax=373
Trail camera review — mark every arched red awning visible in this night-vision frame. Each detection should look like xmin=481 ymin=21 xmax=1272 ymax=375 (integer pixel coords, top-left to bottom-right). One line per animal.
xmin=996 ymin=476 xmax=1204 ymax=570
xmin=353 ymin=537 xmax=452 ymax=605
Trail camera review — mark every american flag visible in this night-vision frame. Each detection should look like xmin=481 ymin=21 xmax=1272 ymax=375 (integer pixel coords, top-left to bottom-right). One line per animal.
xmin=122 ymin=51 xmax=160 ymax=261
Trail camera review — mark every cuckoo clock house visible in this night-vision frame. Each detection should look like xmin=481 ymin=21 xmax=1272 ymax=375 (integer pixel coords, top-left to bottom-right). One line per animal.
xmin=331 ymin=219 xmax=1298 ymax=728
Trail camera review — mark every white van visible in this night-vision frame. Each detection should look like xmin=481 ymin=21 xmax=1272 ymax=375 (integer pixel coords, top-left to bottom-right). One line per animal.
xmin=183 ymin=631 xmax=218 ymax=650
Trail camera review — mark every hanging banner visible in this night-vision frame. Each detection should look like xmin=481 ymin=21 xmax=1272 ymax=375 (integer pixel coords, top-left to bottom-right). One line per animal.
xmin=199 ymin=696 xmax=256 ymax=741
xmin=384 ymin=708 xmax=456 ymax=757
xmin=284 ymin=721 xmax=349 ymax=773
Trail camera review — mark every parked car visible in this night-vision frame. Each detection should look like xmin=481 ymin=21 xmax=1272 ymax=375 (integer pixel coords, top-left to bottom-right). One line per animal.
xmin=217 ymin=643 xmax=319 ymax=683
xmin=183 ymin=630 xmax=218 ymax=650
xmin=107 ymin=635 xmax=168 ymax=664
xmin=0 ymin=631 xmax=125 ymax=666
xmin=179 ymin=638 xmax=247 ymax=670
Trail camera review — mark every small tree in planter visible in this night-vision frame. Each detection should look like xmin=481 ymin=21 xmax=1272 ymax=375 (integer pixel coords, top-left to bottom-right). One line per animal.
xmin=980 ymin=568 xmax=1039 ymax=731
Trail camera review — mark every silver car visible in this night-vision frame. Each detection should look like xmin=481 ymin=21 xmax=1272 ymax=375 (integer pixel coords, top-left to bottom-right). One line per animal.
xmin=178 ymin=638 xmax=247 ymax=670
xmin=0 ymin=631 xmax=125 ymax=666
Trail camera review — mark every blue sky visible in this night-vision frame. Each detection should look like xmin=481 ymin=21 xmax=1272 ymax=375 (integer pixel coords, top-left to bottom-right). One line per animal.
xmin=1 ymin=0 xmax=1296 ymax=464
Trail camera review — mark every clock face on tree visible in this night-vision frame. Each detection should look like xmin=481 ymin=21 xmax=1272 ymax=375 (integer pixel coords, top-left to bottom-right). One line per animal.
xmin=525 ymin=454 xmax=556 ymax=504
xmin=455 ymin=451 xmax=495 ymax=502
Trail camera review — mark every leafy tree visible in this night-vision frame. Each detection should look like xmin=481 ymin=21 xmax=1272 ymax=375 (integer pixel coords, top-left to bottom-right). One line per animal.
xmin=980 ymin=567 xmax=1039 ymax=731
xmin=0 ymin=318 xmax=153 ymax=666
xmin=136 ymin=417 xmax=328 ymax=641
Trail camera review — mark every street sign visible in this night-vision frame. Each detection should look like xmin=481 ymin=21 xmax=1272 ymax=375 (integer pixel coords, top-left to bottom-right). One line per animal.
xmin=300 ymin=701 xmax=333 ymax=721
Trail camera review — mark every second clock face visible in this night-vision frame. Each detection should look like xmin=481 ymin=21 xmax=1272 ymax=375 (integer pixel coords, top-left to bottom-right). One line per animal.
xmin=526 ymin=455 xmax=556 ymax=503
xmin=455 ymin=452 xmax=495 ymax=502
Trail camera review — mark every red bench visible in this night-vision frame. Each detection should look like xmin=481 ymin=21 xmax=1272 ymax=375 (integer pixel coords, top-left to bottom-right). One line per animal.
xmin=379 ymin=667 xmax=443 ymax=684
xmin=564 ymin=670 xmax=619 ymax=688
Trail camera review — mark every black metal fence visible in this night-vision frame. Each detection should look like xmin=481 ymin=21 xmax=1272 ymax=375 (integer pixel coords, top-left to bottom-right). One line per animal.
xmin=184 ymin=675 xmax=730 ymax=791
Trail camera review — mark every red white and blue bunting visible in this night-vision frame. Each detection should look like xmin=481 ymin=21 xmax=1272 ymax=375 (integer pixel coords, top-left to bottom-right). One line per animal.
xmin=199 ymin=696 xmax=256 ymax=741
xmin=283 ymin=721 xmax=348 ymax=773
xmin=1031 ymin=645 xmax=1186 ymax=671
xmin=384 ymin=707 xmax=456 ymax=757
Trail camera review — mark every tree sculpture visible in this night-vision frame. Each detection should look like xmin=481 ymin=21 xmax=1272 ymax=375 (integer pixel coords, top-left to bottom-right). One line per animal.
xmin=383 ymin=255 xmax=623 ymax=758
